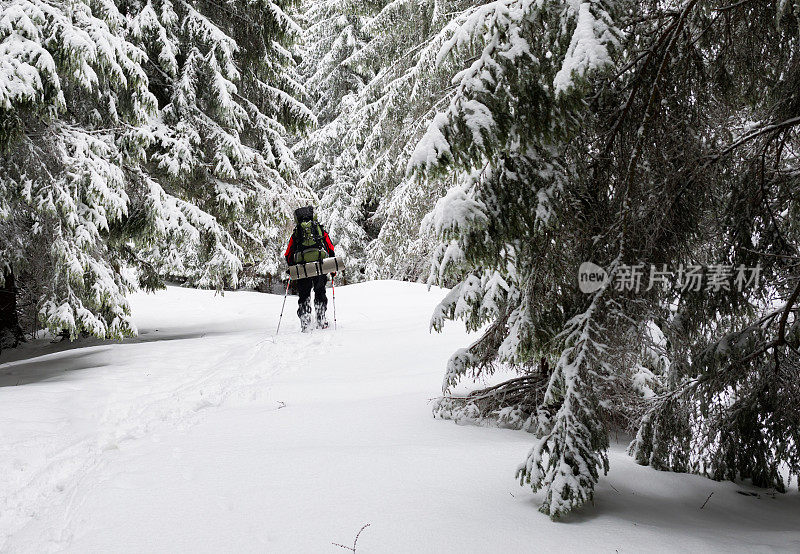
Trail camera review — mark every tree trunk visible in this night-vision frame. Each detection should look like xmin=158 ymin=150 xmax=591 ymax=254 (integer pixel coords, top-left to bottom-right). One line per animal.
xmin=0 ymin=268 xmax=24 ymax=352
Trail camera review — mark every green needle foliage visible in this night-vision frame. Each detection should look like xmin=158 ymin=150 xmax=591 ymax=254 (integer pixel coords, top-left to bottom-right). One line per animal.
xmin=410 ymin=0 xmax=800 ymax=517
xmin=0 ymin=0 xmax=313 ymax=340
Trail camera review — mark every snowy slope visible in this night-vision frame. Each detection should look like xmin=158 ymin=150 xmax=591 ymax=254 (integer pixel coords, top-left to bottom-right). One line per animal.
xmin=1 ymin=282 xmax=798 ymax=553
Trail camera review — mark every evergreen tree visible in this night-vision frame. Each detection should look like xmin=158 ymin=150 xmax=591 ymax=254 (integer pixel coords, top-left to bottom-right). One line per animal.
xmin=125 ymin=0 xmax=316 ymax=287
xmin=0 ymin=0 xmax=315 ymax=341
xmin=294 ymin=0 xmax=377 ymax=279
xmin=0 ymin=0 xmax=158 ymax=340
xmin=296 ymin=0 xmax=482 ymax=281
xmin=346 ymin=0 xmax=475 ymax=280
xmin=412 ymin=0 xmax=800 ymax=517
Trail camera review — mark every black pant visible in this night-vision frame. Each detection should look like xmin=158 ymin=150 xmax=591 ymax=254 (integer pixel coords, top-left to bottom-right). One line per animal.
xmin=296 ymin=274 xmax=327 ymax=318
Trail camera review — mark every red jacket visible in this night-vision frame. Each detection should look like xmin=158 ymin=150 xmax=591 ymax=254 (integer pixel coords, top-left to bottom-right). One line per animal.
xmin=284 ymin=227 xmax=335 ymax=265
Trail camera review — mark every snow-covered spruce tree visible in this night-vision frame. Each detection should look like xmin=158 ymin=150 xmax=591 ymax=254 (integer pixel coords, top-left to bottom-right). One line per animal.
xmin=321 ymin=0 xmax=481 ymax=281
xmin=124 ymin=0 xmax=316 ymax=287
xmin=363 ymin=0 xmax=489 ymax=281
xmin=413 ymin=0 xmax=800 ymax=517
xmin=416 ymin=0 xmax=624 ymax=518
xmin=624 ymin=1 xmax=800 ymax=490
xmin=293 ymin=0 xmax=377 ymax=280
xmin=0 ymin=0 xmax=160 ymax=341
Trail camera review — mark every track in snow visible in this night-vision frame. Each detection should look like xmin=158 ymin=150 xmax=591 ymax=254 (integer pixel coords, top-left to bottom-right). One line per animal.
xmin=1 ymin=282 xmax=798 ymax=553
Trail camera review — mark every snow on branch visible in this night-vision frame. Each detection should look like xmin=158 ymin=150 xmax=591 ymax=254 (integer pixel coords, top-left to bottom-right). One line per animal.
xmin=552 ymin=0 xmax=619 ymax=95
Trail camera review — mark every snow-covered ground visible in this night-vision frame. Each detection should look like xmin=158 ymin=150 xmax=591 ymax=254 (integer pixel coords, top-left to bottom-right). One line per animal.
xmin=1 ymin=282 xmax=798 ymax=553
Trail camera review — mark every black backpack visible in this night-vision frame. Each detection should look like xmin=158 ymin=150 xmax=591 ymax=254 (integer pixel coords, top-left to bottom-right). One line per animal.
xmin=293 ymin=207 xmax=327 ymax=263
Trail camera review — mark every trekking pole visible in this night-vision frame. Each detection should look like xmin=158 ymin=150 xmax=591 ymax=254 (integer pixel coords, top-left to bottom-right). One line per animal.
xmin=331 ymin=275 xmax=337 ymax=330
xmin=275 ymin=279 xmax=291 ymax=338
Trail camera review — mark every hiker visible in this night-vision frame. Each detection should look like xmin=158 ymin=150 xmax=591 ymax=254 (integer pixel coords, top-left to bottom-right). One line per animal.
xmin=284 ymin=206 xmax=336 ymax=331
